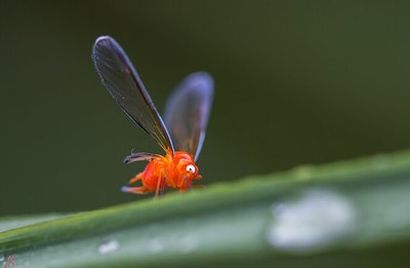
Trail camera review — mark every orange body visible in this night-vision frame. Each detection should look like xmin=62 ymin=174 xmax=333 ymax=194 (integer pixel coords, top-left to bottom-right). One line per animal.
xmin=128 ymin=150 xmax=201 ymax=195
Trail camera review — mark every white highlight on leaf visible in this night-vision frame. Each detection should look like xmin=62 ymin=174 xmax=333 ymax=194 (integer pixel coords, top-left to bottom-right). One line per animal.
xmin=178 ymin=235 xmax=199 ymax=253
xmin=147 ymin=238 xmax=165 ymax=253
xmin=146 ymin=234 xmax=198 ymax=254
xmin=267 ymin=189 xmax=356 ymax=251
xmin=98 ymin=240 xmax=120 ymax=255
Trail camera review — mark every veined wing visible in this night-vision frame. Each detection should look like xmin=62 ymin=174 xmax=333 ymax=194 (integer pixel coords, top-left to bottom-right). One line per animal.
xmin=92 ymin=36 xmax=174 ymax=152
xmin=164 ymin=72 xmax=214 ymax=161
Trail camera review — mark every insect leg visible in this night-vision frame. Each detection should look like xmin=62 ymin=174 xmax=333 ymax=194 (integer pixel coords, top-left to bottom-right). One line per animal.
xmin=121 ymin=186 xmax=149 ymax=194
xmin=154 ymin=178 xmax=163 ymax=198
xmin=123 ymin=152 xmax=159 ymax=164
xmin=129 ymin=173 xmax=143 ymax=184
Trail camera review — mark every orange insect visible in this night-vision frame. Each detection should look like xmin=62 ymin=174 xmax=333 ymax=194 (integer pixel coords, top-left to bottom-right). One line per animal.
xmin=92 ymin=36 xmax=214 ymax=197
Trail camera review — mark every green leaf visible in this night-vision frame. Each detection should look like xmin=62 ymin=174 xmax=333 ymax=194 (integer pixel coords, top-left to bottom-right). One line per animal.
xmin=0 ymin=214 xmax=63 ymax=233
xmin=1 ymin=151 xmax=410 ymax=267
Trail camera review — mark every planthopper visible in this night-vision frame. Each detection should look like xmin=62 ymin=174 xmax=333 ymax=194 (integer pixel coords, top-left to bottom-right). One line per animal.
xmin=92 ymin=36 xmax=214 ymax=197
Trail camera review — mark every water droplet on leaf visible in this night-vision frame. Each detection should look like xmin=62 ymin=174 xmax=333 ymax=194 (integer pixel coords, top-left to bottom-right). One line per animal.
xmin=267 ymin=189 xmax=356 ymax=251
xmin=98 ymin=240 xmax=120 ymax=255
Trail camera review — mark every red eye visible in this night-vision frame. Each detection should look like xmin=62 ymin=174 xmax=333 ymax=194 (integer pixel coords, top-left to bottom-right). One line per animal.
xmin=186 ymin=164 xmax=196 ymax=174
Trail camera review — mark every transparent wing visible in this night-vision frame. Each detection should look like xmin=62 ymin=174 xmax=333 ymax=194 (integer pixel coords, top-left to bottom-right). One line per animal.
xmin=92 ymin=36 xmax=174 ymax=152
xmin=164 ymin=72 xmax=214 ymax=160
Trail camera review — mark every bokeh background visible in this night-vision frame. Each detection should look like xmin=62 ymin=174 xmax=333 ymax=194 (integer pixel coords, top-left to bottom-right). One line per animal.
xmin=2 ymin=1 xmax=410 ymax=214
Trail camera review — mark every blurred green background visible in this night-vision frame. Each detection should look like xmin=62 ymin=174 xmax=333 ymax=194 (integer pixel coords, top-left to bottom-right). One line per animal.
xmin=2 ymin=1 xmax=410 ymax=214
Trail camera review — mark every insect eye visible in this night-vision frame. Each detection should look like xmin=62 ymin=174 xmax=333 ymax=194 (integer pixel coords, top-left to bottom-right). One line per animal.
xmin=186 ymin=164 xmax=196 ymax=174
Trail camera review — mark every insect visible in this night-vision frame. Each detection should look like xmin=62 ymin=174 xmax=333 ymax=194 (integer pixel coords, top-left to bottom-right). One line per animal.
xmin=92 ymin=36 xmax=214 ymax=197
